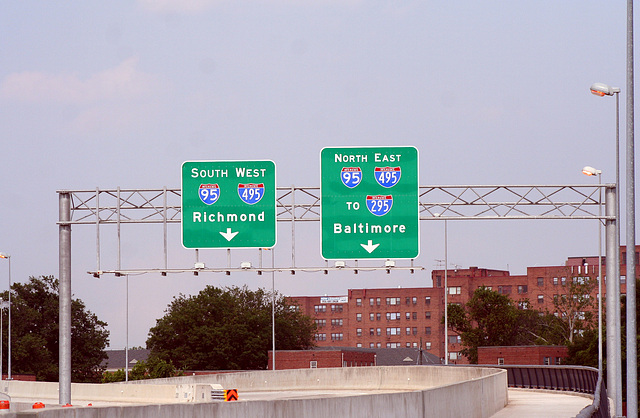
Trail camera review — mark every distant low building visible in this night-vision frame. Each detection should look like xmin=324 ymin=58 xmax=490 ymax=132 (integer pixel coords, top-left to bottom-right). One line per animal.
xmin=477 ymin=346 xmax=568 ymax=366
xmin=102 ymin=349 xmax=150 ymax=372
xmin=268 ymin=347 xmax=440 ymax=370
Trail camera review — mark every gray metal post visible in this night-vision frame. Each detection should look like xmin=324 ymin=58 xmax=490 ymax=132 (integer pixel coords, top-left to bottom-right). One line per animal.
xmin=58 ymin=192 xmax=72 ymax=405
xmin=606 ymin=186 xmax=622 ymax=414
xmin=444 ymin=220 xmax=448 ymax=365
xmin=626 ymin=0 xmax=638 ymax=415
xmin=271 ymin=249 xmax=275 ymax=370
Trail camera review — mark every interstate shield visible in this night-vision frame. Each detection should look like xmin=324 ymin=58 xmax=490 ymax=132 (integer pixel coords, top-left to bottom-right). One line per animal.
xmin=199 ymin=184 xmax=220 ymax=205
xmin=238 ymin=183 xmax=264 ymax=205
xmin=366 ymin=195 xmax=393 ymax=216
xmin=374 ymin=167 xmax=401 ymax=188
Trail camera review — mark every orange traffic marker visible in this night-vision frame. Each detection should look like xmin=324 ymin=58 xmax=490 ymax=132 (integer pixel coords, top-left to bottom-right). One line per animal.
xmin=32 ymin=402 xmax=45 ymax=409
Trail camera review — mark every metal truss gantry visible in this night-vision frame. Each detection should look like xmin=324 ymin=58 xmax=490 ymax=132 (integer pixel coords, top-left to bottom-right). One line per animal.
xmin=57 ymin=184 xmax=619 ymax=406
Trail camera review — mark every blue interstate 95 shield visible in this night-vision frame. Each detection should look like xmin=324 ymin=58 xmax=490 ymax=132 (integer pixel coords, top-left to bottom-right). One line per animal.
xmin=341 ymin=167 xmax=362 ymax=188
xmin=238 ymin=183 xmax=264 ymax=204
xmin=199 ymin=184 xmax=220 ymax=205
xmin=374 ymin=167 xmax=401 ymax=188
xmin=366 ymin=195 xmax=393 ymax=216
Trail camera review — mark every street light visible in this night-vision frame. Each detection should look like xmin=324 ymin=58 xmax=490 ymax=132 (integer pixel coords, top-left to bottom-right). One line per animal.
xmin=582 ymin=166 xmax=603 ymax=373
xmin=590 ymin=82 xmax=623 ymax=411
xmin=0 ymin=253 xmax=11 ymax=381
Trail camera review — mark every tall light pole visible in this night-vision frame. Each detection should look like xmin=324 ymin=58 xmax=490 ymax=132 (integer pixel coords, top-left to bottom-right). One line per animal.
xmin=590 ymin=82 xmax=623 ymax=412
xmin=582 ymin=166 xmax=603 ymax=373
xmin=435 ymin=214 xmax=448 ymax=364
xmin=0 ymin=253 xmax=11 ymax=381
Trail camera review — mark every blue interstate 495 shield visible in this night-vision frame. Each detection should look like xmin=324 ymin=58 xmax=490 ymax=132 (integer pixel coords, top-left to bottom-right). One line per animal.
xmin=238 ymin=183 xmax=264 ymax=205
xmin=374 ymin=167 xmax=401 ymax=188
xmin=199 ymin=184 xmax=220 ymax=205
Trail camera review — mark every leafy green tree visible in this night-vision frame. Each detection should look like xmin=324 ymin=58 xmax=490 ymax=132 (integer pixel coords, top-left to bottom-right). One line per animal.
xmin=5 ymin=275 xmax=109 ymax=382
xmin=447 ymin=287 xmax=566 ymax=363
xmin=146 ymin=285 xmax=316 ymax=370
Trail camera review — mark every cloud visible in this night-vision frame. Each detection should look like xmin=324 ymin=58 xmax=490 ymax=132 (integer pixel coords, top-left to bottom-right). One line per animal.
xmin=0 ymin=58 xmax=161 ymax=105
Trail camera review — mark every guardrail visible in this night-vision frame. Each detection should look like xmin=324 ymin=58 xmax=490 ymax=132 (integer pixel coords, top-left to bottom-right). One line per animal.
xmin=494 ymin=365 xmax=608 ymax=418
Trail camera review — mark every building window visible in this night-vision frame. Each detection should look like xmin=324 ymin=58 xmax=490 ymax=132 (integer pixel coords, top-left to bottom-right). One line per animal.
xmin=377 ymin=328 xmax=381 ymax=336
xmin=425 ymin=296 xmax=431 ymax=305
xmin=386 ymin=312 xmax=401 ymax=320
xmin=356 ymin=313 xmax=362 ymax=322
xmin=376 ymin=313 xmax=381 ymax=321
xmin=370 ymin=342 xmax=375 ymax=348
xmin=314 ymin=305 xmax=326 ymax=313
xmin=412 ymin=327 xmax=418 ymax=335
xmin=405 ymin=312 xmax=411 ymax=320
xmin=377 ymin=343 xmax=381 ymax=348
xmin=449 ymin=352 xmax=458 ymax=360
xmin=537 ymin=277 xmax=544 ymax=287
xmin=376 ymin=297 xmax=381 ymax=306
xmin=386 ymin=327 xmax=401 ymax=336
xmin=448 ymin=286 xmax=461 ymax=295
xmin=386 ymin=297 xmax=400 ymax=306
xmin=310 ymin=361 xmax=317 ymax=368
xmin=356 ymin=298 xmax=362 ymax=306
xmin=331 ymin=318 xmax=343 ymax=326
xmin=356 ymin=343 xmax=362 ymax=348
xmin=561 ymin=277 xmax=567 ymax=286
xmin=498 ymin=286 xmax=511 ymax=295
xmin=425 ymin=327 xmax=431 ymax=335
xmin=315 ymin=319 xmax=326 ymax=327
xmin=331 ymin=333 xmax=343 ymax=341
xmin=412 ymin=312 xmax=417 ymax=320
xmin=406 ymin=342 xmax=412 ymax=348
xmin=425 ymin=311 xmax=432 ymax=319
xmin=405 ymin=327 xmax=411 ymax=336
xmin=369 ymin=298 xmax=374 ymax=306
xmin=405 ymin=297 xmax=411 ymax=306
xmin=314 ymin=333 xmax=326 ymax=341
xmin=370 ymin=313 xmax=375 ymax=321
xmin=555 ymin=357 xmax=562 ymax=365
xmin=356 ymin=328 xmax=362 ymax=336
xmin=369 ymin=328 xmax=375 ymax=336
xmin=517 ymin=285 xmax=528 ymax=294
xmin=553 ymin=277 xmax=559 ymax=285
xmin=543 ymin=357 xmax=551 ymax=365
xmin=537 ymin=295 xmax=544 ymax=304
xmin=448 ymin=335 xmax=461 ymax=344
xmin=425 ymin=342 xmax=432 ymax=350
xmin=498 ymin=358 xmax=504 ymax=365
xmin=331 ymin=304 xmax=343 ymax=313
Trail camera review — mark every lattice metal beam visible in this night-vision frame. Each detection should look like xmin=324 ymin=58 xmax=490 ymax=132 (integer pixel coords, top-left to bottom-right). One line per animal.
xmin=57 ymin=184 xmax=611 ymax=226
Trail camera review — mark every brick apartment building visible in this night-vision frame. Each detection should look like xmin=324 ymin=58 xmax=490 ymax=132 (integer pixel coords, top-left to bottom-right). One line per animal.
xmin=291 ymin=246 xmax=637 ymax=364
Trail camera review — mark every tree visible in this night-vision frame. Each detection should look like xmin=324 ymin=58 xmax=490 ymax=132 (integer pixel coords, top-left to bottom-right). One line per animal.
xmin=146 ymin=285 xmax=316 ymax=371
xmin=102 ymin=357 xmax=178 ymax=383
xmin=447 ymin=287 xmax=566 ymax=363
xmin=5 ymin=275 xmax=109 ymax=382
xmin=551 ymin=275 xmax=596 ymax=344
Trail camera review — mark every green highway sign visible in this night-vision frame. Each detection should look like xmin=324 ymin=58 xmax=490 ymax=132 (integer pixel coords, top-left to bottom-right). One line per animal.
xmin=320 ymin=146 xmax=419 ymax=259
xmin=181 ymin=160 xmax=276 ymax=249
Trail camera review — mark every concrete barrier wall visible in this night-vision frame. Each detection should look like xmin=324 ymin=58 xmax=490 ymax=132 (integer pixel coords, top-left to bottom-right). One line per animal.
xmin=135 ymin=365 xmax=502 ymax=392
xmin=7 ymin=366 xmax=508 ymax=418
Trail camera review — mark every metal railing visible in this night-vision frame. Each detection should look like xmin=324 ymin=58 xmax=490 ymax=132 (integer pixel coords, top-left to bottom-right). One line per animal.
xmin=495 ymin=366 xmax=608 ymax=418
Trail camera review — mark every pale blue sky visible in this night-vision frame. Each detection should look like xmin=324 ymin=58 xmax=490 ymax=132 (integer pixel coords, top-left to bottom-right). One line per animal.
xmin=0 ymin=1 xmax=632 ymax=348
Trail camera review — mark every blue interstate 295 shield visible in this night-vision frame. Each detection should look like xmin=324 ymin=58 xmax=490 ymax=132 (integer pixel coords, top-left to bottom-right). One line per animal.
xmin=366 ymin=195 xmax=393 ymax=216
